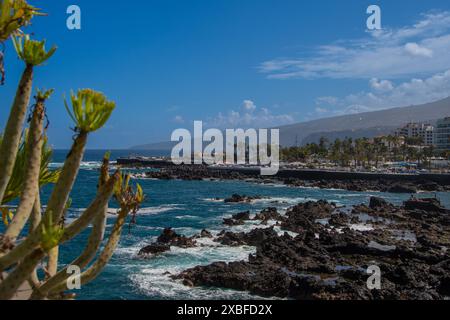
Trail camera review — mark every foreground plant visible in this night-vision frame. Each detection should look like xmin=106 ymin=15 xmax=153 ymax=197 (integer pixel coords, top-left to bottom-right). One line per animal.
xmin=0 ymin=35 xmax=56 ymax=206
xmin=0 ymin=3 xmax=144 ymax=299
xmin=0 ymin=0 xmax=41 ymax=41
xmin=0 ymin=0 xmax=43 ymax=84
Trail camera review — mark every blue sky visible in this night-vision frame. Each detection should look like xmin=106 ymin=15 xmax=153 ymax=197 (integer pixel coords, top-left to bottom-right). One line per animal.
xmin=1 ymin=0 xmax=450 ymax=149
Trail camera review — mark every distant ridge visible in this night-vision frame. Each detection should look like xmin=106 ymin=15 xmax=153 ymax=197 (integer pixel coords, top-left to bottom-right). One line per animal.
xmin=130 ymin=97 xmax=450 ymax=150
xmin=278 ymin=97 xmax=450 ymax=147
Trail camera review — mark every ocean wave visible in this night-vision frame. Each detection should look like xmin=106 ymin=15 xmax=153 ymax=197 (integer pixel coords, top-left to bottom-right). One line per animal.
xmin=49 ymin=161 xmax=105 ymax=170
xmin=51 ymin=160 xmax=121 ymax=171
xmin=227 ymin=219 xmax=278 ymax=233
xmin=126 ymin=240 xmax=261 ymax=300
xmin=69 ymin=204 xmax=181 ymax=219
xmin=201 ymin=198 xmax=224 ymax=202
xmin=175 ymin=215 xmax=199 ymax=220
xmin=130 ymin=267 xmax=267 ymax=300
xmin=138 ymin=205 xmax=183 ymax=215
xmin=334 ymin=193 xmax=378 ymax=198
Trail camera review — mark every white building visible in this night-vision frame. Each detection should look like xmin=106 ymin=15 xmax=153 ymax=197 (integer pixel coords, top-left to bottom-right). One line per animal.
xmin=395 ymin=122 xmax=434 ymax=146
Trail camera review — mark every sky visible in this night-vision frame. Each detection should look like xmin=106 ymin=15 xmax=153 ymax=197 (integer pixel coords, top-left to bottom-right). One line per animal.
xmin=1 ymin=0 xmax=450 ymax=149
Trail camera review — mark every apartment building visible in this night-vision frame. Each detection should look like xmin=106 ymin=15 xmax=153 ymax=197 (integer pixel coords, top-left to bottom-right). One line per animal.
xmin=435 ymin=117 xmax=450 ymax=151
xmin=395 ymin=122 xmax=434 ymax=146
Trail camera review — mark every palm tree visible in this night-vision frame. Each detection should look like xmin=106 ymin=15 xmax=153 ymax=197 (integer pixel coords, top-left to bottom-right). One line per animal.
xmin=329 ymin=139 xmax=342 ymax=166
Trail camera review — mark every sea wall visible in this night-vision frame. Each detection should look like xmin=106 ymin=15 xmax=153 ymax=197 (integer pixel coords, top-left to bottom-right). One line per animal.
xmin=116 ymin=158 xmax=450 ymax=185
xmin=213 ymin=167 xmax=450 ymax=185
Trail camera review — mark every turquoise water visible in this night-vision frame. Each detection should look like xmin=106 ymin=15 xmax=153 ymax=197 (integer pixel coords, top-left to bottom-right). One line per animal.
xmin=15 ymin=150 xmax=450 ymax=299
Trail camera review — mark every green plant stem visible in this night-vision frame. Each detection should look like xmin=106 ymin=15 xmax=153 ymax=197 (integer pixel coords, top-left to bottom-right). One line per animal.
xmin=46 ymin=132 xmax=88 ymax=224
xmin=0 ymin=171 xmax=117 ymax=272
xmin=60 ymin=173 xmax=116 ymax=242
xmin=30 ymin=204 xmax=108 ymax=299
xmin=29 ymin=193 xmax=42 ymax=232
xmin=0 ymin=248 xmax=45 ymax=300
xmin=0 ymin=64 xmax=33 ymax=204
xmin=47 ymin=246 xmax=58 ymax=277
xmin=5 ymin=99 xmax=45 ymax=240
xmin=29 ymin=194 xmax=42 ymax=286
xmin=49 ymin=207 xmax=129 ymax=295
xmin=0 ymin=132 xmax=87 ymax=267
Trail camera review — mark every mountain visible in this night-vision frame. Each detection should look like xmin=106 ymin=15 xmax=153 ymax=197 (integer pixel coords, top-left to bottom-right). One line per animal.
xmin=278 ymin=97 xmax=450 ymax=147
xmin=130 ymin=97 xmax=450 ymax=150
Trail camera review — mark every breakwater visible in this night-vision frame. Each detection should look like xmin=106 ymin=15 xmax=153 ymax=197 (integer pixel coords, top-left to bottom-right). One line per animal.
xmin=117 ymin=158 xmax=450 ymax=185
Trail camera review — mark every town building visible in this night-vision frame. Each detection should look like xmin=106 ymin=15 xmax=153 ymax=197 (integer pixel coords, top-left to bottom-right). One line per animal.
xmin=435 ymin=117 xmax=450 ymax=151
xmin=395 ymin=122 xmax=434 ymax=146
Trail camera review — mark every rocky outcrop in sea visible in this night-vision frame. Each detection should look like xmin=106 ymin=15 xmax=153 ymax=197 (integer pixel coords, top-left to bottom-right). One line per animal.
xmin=138 ymin=197 xmax=450 ymax=300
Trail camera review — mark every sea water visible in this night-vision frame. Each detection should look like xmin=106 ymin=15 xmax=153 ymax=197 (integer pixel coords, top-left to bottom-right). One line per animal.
xmin=11 ymin=150 xmax=450 ymax=300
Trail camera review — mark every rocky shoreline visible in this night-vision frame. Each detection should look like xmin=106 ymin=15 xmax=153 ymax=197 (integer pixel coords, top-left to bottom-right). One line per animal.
xmin=134 ymin=165 xmax=450 ymax=193
xmin=138 ymin=196 xmax=450 ymax=300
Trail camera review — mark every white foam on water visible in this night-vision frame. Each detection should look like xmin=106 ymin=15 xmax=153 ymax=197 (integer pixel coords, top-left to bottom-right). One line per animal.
xmin=201 ymin=198 xmax=224 ymax=203
xmin=132 ymin=225 xmax=165 ymax=232
xmin=71 ymin=205 xmax=179 ymax=218
xmin=172 ymin=227 xmax=198 ymax=236
xmin=50 ymin=161 xmax=104 ymax=170
xmin=138 ymin=205 xmax=183 ymax=215
xmin=175 ymin=215 xmax=199 ymax=220
xmin=128 ymin=242 xmax=260 ymax=300
xmin=114 ymin=238 xmax=157 ymax=257
xmin=227 ymin=219 xmax=279 ymax=233
xmin=253 ymin=182 xmax=286 ymax=188
xmin=130 ymin=267 xmax=267 ymax=300
xmin=273 ymin=226 xmax=299 ymax=237
xmin=48 ymin=162 xmax=63 ymax=169
xmin=335 ymin=193 xmax=379 ymax=198
xmin=113 ymin=230 xmax=266 ymax=300
xmin=169 ymin=242 xmax=255 ymax=261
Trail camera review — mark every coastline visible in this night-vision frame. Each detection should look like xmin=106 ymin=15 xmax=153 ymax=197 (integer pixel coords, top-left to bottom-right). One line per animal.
xmin=19 ymin=150 xmax=450 ymax=300
xmin=137 ymin=196 xmax=450 ymax=300
xmin=116 ymin=158 xmax=450 ymax=184
xmin=123 ymin=164 xmax=450 ymax=194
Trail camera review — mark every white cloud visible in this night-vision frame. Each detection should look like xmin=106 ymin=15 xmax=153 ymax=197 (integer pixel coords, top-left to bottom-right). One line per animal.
xmin=404 ymin=42 xmax=433 ymax=57
xmin=315 ymin=96 xmax=339 ymax=105
xmin=259 ymin=11 xmax=450 ymax=80
xmin=314 ymin=69 xmax=450 ymax=116
xmin=369 ymin=78 xmax=394 ymax=92
xmin=242 ymin=99 xmax=257 ymax=112
xmin=206 ymin=100 xmax=295 ymax=128
xmin=173 ymin=115 xmax=185 ymax=124
xmin=315 ymin=107 xmax=328 ymax=114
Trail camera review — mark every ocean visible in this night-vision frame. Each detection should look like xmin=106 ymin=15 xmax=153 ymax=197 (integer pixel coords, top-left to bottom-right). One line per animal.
xmin=13 ymin=150 xmax=450 ymax=299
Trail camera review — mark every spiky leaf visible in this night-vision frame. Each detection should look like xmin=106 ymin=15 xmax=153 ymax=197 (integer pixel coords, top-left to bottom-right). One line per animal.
xmin=12 ymin=34 xmax=56 ymax=66
xmin=64 ymin=89 xmax=116 ymax=133
xmin=0 ymin=0 xmax=42 ymax=41
xmin=1 ymin=133 xmax=60 ymax=205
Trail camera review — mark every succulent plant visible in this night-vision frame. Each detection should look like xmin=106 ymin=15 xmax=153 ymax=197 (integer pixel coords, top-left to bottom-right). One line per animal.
xmin=0 ymin=0 xmax=42 ymax=41
xmin=0 ymin=0 xmax=43 ymax=85
xmin=0 ymin=1 xmax=144 ymax=300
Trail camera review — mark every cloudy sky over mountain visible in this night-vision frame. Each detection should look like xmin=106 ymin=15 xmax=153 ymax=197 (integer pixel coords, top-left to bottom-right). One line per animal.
xmin=1 ymin=0 xmax=449 ymax=148
xmin=260 ymin=10 xmax=450 ymax=119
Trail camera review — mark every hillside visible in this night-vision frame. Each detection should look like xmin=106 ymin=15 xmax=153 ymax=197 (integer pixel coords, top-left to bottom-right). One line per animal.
xmin=278 ymin=97 xmax=450 ymax=147
xmin=131 ymin=97 xmax=450 ymax=150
